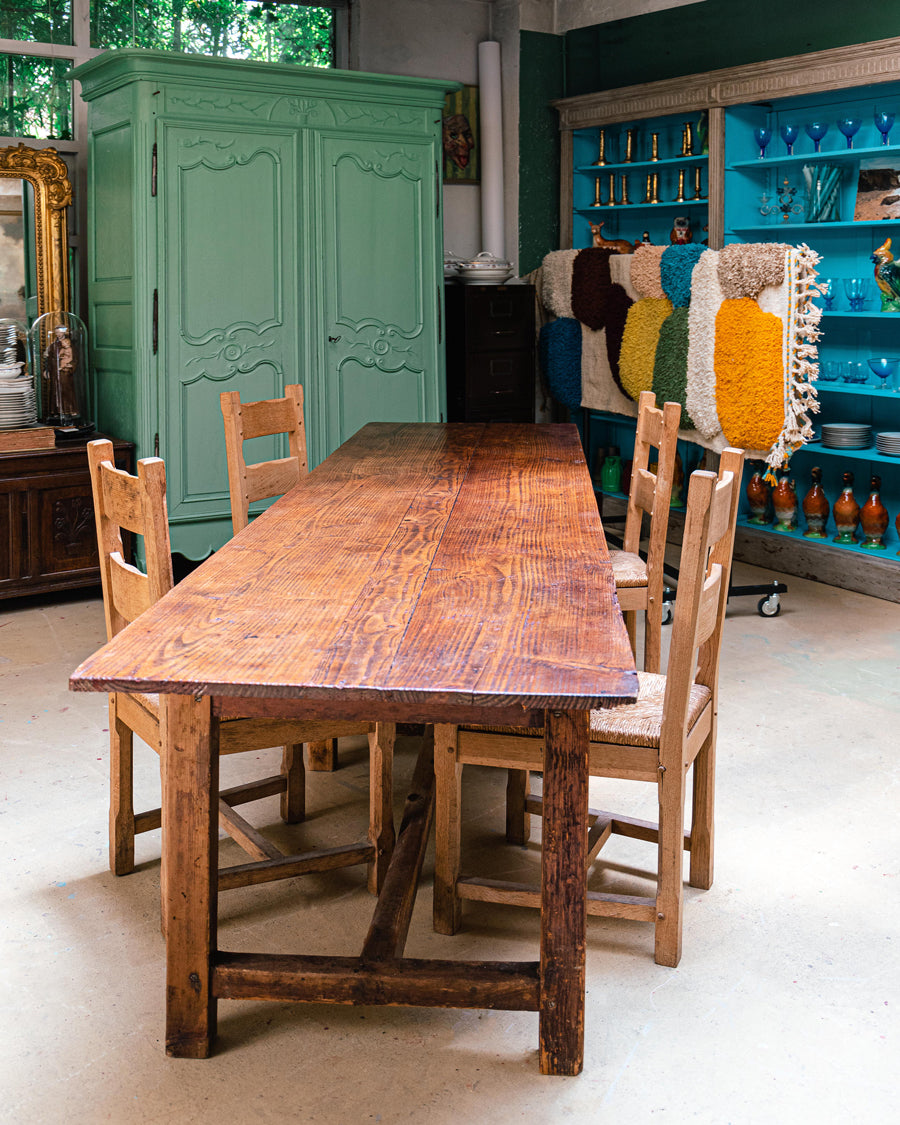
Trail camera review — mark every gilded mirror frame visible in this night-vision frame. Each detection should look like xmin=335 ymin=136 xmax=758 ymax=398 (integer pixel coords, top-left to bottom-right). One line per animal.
xmin=0 ymin=143 xmax=72 ymax=316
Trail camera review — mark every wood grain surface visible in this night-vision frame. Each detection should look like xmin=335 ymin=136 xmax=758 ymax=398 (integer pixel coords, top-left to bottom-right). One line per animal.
xmin=71 ymin=423 xmax=636 ymax=717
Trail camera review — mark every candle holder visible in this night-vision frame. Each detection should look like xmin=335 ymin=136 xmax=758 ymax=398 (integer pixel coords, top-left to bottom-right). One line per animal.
xmin=650 ymin=173 xmax=660 ymax=204
xmin=607 ymin=172 xmax=618 ymax=206
xmin=651 ymin=133 xmax=660 ymax=161
xmin=643 ymin=173 xmax=653 ymax=204
xmin=692 ymin=166 xmax=705 ymax=200
xmin=620 ymin=174 xmax=630 ymax=205
xmin=675 ymin=169 xmax=686 ymax=203
xmin=591 ymin=178 xmax=602 ymax=207
xmin=759 ymin=178 xmax=802 ymax=223
xmin=624 ymin=129 xmax=636 ymax=163
xmin=681 ymin=121 xmax=694 ymax=156
xmin=592 ymin=128 xmax=608 ymax=166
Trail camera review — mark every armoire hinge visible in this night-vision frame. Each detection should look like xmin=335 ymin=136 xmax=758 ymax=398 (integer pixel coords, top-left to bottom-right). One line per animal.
xmin=151 ymin=143 xmax=157 ymax=197
xmin=154 ymin=433 xmax=160 ymax=457
xmin=152 ymin=289 xmax=158 ymax=354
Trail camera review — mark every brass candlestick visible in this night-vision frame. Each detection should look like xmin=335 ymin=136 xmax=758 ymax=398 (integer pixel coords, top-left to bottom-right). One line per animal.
xmin=693 ymin=166 xmax=704 ymax=200
xmin=682 ymin=121 xmax=694 ymax=156
xmin=592 ymin=128 xmax=607 ymax=166
xmin=675 ymin=168 xmax=686 ymax=203
xmin=620 ymin=174 xmax=630 ymax=205
xmin=624 ymin=128 xmax=636 ymax=163
xmin=607 ymin=172 xmax=618 ymax=206
xmin=651 ymin=133 xmax=660 ymax=161
xmin=643 ymin=173 xmax=653 ymax=204
xmin=592 ymin=177 xmax=602 ymax=206
xmin=650 ymin=172 xmax=660 ymax=204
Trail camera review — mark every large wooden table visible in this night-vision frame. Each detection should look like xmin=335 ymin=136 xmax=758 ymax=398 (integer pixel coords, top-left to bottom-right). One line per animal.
xmin=70 ymin=422 xmax=637 ymax=1076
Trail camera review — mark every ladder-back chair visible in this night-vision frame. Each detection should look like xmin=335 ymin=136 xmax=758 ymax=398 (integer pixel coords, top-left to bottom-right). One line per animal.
xmin=88 ymin=439 xmax=393 ymax=896
xmin=433 ymin=448 xmax=744 ymax=967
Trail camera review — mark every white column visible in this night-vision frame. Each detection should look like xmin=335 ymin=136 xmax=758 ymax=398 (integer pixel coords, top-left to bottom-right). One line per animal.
xmin=478 ymin=40 xmax=504 ymax=258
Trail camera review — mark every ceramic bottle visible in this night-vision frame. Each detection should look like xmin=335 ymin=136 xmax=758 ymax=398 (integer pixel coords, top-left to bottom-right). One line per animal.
xmin=832 ymin=471 xmax=860 ymax=544
xmin=860 ymin=474 xmax=888 ymax=550
xmin=772 ymin=470 xmax=798 ymax=531
xmin=601 ymin=446 xmax=622 ymax=493
xmin=801 ymin=466 xmax=829 ymax=538
xmin=745 ymin=467 xmax=771 ymax=524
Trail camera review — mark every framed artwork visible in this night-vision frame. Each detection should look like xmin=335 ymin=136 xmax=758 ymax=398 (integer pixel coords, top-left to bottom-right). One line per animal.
xmin=853 ymin=159 xmax=900 ymax=222
xmin=442 ymin=85 xmax=479 ymax=184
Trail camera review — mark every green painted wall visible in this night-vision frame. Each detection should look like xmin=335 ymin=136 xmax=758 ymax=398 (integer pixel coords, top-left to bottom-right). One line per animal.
xmin=518 ymin=30 xmax=564 ymax=274
xmin=565 ymin=0 xmax=900 ymax=96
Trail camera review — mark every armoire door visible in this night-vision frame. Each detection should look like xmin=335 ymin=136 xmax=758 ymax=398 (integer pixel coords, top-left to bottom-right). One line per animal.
xmin=158 ymin=122 xmax=300 ymax=556
xmin=312 ymin=132 xmax=444 ymax=464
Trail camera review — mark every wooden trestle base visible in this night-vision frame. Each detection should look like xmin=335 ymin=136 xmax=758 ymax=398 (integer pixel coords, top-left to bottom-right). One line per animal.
xmin=167 ymin=727 xmax=548 ymax=1061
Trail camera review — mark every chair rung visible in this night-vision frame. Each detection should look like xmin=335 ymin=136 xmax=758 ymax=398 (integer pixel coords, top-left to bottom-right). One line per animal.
xmin=218 ymin=800 xmax=284 ymax=861
xmin=457 ymin=877 xmax=541 ymax=909
xmin=218 ymin=774 xmax=286 ymax=806
xmin=218 ymin=841 xmax=374 ymax=891
xmin=134 ymin=808 xmax=162 ymax=834
xmin=586 ymin=892 xmax=656 ymax=921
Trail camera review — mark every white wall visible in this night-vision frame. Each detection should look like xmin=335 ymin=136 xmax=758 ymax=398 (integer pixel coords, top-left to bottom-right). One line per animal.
xmin=354 ymin=0 xmax=521 ymax=266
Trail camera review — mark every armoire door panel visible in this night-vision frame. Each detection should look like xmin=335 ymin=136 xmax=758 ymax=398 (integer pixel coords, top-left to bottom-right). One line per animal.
xmin=316 ymin=133 xmax=440 ymax=457
xmin=159 ymin=125 xmax=299 ymax=524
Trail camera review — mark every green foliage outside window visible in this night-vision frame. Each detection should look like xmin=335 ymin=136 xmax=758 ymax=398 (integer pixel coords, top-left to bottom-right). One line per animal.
xmin=0 ymin=2 xmax=72 ymax=45
xmin=90 ymin=2 xmax=334 ymax=66
xmin=0 ymin=2 xmax=333 ymax=139
xmin=0 ymin=54 xmax=72 ymax=138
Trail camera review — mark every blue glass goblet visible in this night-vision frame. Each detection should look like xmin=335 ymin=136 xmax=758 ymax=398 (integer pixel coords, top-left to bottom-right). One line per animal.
xmin=780 ymin=122 xmax=799 ymax=155
xmin=875 ymin=110 xmax=895 ymax=145
xmin=753 ymin=126 xmax=772 ymax=159
xmin=867 ymin=356 xmax=899 ymax=390
xmin=820 ymin=360 xmax=841 ymax=382
xmin=843 ymin=277 xmax=868 ymax=311
xmin=838 ymin=117 xmax=861 ymax=148
xmin=817 ymin=277 xmax=835 ymax=310
xmin=805 ymin=121 xmax=829 ymax=152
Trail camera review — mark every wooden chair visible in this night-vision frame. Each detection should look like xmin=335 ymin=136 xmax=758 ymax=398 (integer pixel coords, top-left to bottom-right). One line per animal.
xmin=87 ymin=439 xmax=393 ymax=896
xmin=433 ymin=448 xmax=744 ymax=967
xmin=220 ymin=382 xmax=337 ymax=771
xmin=608 ymin=390 xmax=682 ymax=674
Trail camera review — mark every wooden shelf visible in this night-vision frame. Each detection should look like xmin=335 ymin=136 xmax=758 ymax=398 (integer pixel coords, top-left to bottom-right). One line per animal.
xmin=577 ymin=199 xmax=707 ymax=214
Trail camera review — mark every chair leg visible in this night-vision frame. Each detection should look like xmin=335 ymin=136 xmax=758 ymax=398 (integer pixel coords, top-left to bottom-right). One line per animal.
xmin=689 ymin=729 xmax=716 ymax=890
xmin=280 ymin=743 xmax=305 ymax=824
xmin=654 ymin=759 xmax=686 ymax=968
xmin=505 ymin=768 xmax=531 ymax=845
xmin=367 ymin=723 xmax=395 ymax=894
xmin=433 ymin=723 xmax=462 ymax=935
xmin=643 ymin=597 xmax=662 ymax=675
xmin=306 ymin=739 xmax=338 ymax=771
xmin=622 ymin=608 xmax=638 ymax=662
xmin=109 ymin=695 xmax=136 ymax=876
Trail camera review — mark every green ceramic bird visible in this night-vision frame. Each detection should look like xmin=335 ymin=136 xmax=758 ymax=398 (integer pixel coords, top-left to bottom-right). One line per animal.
xmin=871 ymin=237 xmax=900 ymax=312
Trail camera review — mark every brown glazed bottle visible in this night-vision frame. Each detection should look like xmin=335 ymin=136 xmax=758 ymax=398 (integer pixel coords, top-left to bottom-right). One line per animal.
xmin=802 ymin=466 xmax=829 ymax=538
xmin=746 ymin=466 xmax=771 ymax=525
xmin=772 ymin=470 xmax=798 ymax=532
xmin=860 ymin=474 xmax=889 ymax=550
xmin=832 ymin=471 xmax=860 ymax=544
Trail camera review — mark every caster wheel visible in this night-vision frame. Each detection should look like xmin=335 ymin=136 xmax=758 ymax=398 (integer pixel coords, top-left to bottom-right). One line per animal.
xmin=661 ymin=602 xmax=674 ymax=626
xmin=757 ymin=594 xmax=781 ymax=618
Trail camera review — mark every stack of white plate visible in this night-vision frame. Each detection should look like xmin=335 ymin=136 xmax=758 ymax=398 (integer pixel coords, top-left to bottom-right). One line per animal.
xmin=820 ymin=422 xmax=872 ymax=449
xmin=0 ymin=364 xmax=37 ymax=430
xmin=875 ymin=431 xmax=900 ymax=456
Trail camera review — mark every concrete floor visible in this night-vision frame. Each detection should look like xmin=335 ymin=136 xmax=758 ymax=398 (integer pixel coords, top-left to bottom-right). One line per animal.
xmin=1 ymin=559 xmax=898 ymax=1124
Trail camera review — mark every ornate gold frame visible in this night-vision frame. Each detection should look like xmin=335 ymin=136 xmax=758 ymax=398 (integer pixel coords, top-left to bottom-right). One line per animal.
xmin=0 ymin=143 xmax=72 ymax=315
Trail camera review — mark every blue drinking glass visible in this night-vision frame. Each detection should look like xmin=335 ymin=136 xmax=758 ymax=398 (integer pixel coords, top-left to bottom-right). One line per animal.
xmin=843 ymin=277 xmax=868 ymax=311
xmin=805 ymin=121 xmax=829 ymax=152
xmin=817 ymin=277 xmax=835 ymax=310
xmin=838 ymin=117 xmax=861 ymax=148
xmin=875 ymin=110 xmax=895 ymax=145
xmin=753 ymin=125 xmax=772 ymax=159
xmin=867 ymin=357 xmax=899 ymax=390
xmin=780 ymin=122 xmax=799 ymax=155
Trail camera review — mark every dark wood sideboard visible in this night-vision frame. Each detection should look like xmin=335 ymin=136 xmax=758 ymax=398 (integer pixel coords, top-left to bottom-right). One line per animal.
xmin=0 ymin=436 xmax=134 ymax=600
xmin=444 ymin=283 xmax=536 ymax=422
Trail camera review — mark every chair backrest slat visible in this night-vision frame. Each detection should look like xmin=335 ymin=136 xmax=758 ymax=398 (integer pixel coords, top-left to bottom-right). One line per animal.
xmin=220 ymin=383 xmax=308 ymax=533
xmin=88 ymin=439 xmax=174 ymax=643
xmin=622 ymin=392 xmax=681 ymax=569
xmin=660 ymin=448 xmax=745 ymax=756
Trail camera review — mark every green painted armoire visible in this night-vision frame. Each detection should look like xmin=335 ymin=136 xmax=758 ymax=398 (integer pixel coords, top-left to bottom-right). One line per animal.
xmin=71 ymin=49 xmax=456 ymax=558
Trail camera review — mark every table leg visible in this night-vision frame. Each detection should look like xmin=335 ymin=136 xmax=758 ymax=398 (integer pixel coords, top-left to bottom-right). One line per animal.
xmin=539 ymin=708 xmax=589 ymax=1076
xmin=161 ymin=693 xmax=218 ymax=1058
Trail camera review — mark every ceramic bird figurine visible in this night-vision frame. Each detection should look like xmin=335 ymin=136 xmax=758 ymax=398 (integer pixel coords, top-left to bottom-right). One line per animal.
xmin=871 ymin=238 xmax=900 ymax=312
